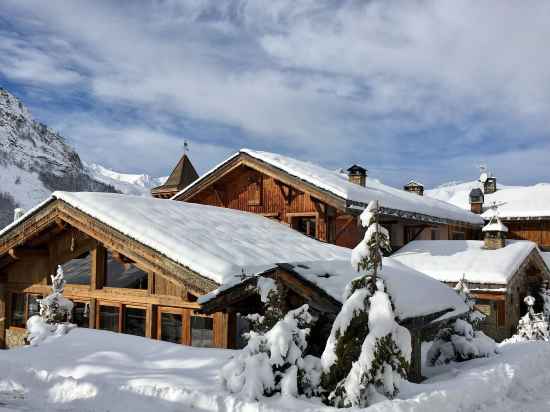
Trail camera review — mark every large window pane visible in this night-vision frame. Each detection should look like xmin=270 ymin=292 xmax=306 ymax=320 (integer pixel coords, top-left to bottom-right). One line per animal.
xmin=62 ymin=252 xmax=91 ymax=285
xmin=27 ymin=295 xmax=41 ymax=318
xmin=105 ymin=252 xmax=148 ymax=289
xmin=123 ymin=307 xmax=146 ymax=337
xmin=73 ymin=302 xmax=89 ymax=328
xmin=10 ymin=294 xmax=25 ymax=327
xmin=160 ymin=312 xmax=182 ymax=344
xmin=191 ymin=316 xmax=213 ymax=348
xmin=99 ymin=306 xmax=119 ymax=332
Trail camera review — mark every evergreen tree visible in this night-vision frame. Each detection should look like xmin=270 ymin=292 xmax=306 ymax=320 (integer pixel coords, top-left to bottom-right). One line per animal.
xmin=515 ymin=295 xmax=549 ymax=341
xmin=320 ymin=201 xmax=411 ymax=408
xmin=454 ymin=276 xmax=485 ymax=329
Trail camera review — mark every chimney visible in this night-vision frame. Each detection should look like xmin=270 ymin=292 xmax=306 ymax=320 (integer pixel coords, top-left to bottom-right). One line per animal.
xmin=479 ymin=168 xmax=497 ymax=194
xmin=13 ymin=208 xmax=25 ymax=222
xmin=347 ymin=165 xmax=367 ymax=187
xmin=482 ymin=216 xmax=508 ymax=249
xmin=404 ymin=180 xmax=424 ymax=196
xmin=469 ymin=188 xmax=484 ymax=214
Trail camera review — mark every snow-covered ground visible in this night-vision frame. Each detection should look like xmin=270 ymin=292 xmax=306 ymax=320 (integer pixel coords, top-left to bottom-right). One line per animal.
xmin=1 ymin=328 xmax=550 ymax=411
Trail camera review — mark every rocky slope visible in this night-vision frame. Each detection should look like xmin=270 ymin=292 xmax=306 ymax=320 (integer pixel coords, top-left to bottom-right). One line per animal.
xmin=0 ymin=87 xmax=117 ymax=228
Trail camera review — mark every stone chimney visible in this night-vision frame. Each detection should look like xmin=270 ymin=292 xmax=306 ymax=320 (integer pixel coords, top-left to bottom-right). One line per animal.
xmin=347 ymin=165 xmax=367 ymax=187
xmin=469 ymin=188 xmax=484 ymax=214
xmin=482 ymin=216 xmax=508 ymax=249
xmin=404 ymin=180 xmax=424 ymax=196
xmin=13 ymin=208 xmax=25 ymax=222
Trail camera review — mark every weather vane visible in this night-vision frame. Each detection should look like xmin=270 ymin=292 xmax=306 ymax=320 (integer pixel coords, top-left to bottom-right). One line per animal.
xmin=183 ymin=140 xmax=189 ymax=154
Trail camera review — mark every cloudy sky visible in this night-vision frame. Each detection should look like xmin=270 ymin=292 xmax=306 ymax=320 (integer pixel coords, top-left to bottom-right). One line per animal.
xmin=1 ymin=0 xmax=549 ymax=188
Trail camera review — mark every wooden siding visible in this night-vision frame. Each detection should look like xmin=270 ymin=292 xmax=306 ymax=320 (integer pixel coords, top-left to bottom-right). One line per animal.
xmin=505 ymin=220 xmax=550 ymax=250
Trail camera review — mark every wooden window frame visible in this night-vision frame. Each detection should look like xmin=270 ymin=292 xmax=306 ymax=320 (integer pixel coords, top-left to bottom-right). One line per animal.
xmin=122 ymin=304 xmax=148 ymax=337
xmin=96 ymin=301 xmax=123 ymax=333
xmin=452 ymin=231 xmax=466 ymax=240
xmin=9 ymin=292 xmax=42 ymax=329
xmin=157 ymin=306 xmax=191 ymax=345
xmin=287 ymin=212 xmax=319 ymax=239
xmin=189 ymin=310 xmax=215 ymax=348
xmin=247 ymin=174 xmax=263 ymax=206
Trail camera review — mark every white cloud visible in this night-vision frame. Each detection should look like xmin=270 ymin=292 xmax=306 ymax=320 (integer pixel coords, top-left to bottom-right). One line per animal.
xmin=2 ymin=0 xmax=550 ymax=186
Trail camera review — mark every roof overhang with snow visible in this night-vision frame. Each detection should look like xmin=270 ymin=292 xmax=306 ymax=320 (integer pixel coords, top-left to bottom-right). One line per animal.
xmin=392 ymin=240 xmax=548 ymax=286
xmin=172 ymin=150 xmax=484 ymax=227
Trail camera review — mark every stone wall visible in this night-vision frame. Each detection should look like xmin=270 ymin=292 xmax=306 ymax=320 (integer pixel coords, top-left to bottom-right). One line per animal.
xmin=6 ymin=327 xmax=27 ymax=348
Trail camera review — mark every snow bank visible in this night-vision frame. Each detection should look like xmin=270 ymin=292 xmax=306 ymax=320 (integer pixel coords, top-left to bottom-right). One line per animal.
xmin=3 ymin=326 xmax=549 ymax=412
xmin=392 ymin=239 xmax=538 ymax=285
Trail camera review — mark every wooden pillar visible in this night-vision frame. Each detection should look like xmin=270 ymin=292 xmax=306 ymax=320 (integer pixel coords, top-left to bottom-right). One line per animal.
xmin=91 ymin=244 xmax=105 ymax=290
xmin=408 ymin=331 xmax=423 ymax=383
xmin=0 ymin=280 xmax=7 ymax=349
xmin=89 ymin=298 xmax=97 ymax=329
xmin=146 ymin=304 xmax=154 ymax=338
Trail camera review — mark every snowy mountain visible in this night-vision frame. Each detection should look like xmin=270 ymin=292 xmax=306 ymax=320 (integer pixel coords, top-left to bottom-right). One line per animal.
xmin=0 ymin=87 xmax=117 ymax=228
xmin=85 ymin=163 xmax=167 ymax=196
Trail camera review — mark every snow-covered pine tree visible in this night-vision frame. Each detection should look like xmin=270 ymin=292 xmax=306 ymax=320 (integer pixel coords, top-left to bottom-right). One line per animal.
xmin=26 ymin=265 xmax=74 ymax=346
xmin=221 ymin=303 xmax=319 ymax=400
xmin=320 ymin=201 xmax=411 ymax=408
xmin=246 ymin=277 xmax=287 ymax=334
xmin=454 ymin=276 xmax=485 ymax=329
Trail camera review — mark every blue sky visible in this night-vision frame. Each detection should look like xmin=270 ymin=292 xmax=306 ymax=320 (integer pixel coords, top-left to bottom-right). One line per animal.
xmin=1 ymin=1 xmax=549 ymax=188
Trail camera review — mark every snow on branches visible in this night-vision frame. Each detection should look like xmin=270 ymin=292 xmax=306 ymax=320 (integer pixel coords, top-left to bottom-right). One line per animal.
xmin=220 ymin=304 xmax=319 ymax=400
xmin=26 ymin=265 xmax=74 ymax=346
xmin=321 ymin=201 xmax=410 ymax=408
xmin=514 ymin=295 xmax=549 ymax=342
xmin=427 ymin=277 xmax=496 ymax=366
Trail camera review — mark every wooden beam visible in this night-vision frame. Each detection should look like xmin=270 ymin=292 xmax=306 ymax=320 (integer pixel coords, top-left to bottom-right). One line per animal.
xmin=91 ymin=245 xmax=106 ymax=290
xmin=335 ymin=216 xmax=355 ymax=241
xmin=8 ymin=247 xmax=49 ymax=260
xmin=0 ymin=282 xmax=7 ymax=349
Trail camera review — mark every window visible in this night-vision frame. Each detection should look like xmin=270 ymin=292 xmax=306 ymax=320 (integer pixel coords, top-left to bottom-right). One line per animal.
xmin=123 ymin=307 xmax=146 ymax=337
xmin=160 ymin=312 xmax=183 ymax=344
xmin=247 ymin=175 xmax=262 ymax=206
xmin=452 ymin=232 xmax=466 ymax=240
xmin=191 ymin=316 xmax=214 ymax=348
xmin=105 ymin=251 xmax=148 ymax=289
xmin=10 ymin=293 xmax=42 ymax=327
xmin=10 ymin=294 xmax=26 ymax=327
xmin=99 ymin=305 xmax=120 ymax=332
xmin=292 ymin=216 xmax=317 ymax=238
xmin=431 ymin=228 xmax=439 ymax=240
xmin=27 ymin=295 xmax=41 ymax=318
xmin=62 ymin=252 xmax=91 ymax=285
xmin=72 ymin=302 xmax=89 ymax=328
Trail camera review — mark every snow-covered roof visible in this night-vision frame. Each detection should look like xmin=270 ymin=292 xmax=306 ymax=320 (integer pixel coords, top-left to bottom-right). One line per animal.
xmin=482 ymin=216 xmax=508 ymax=233
xmin=0 ymin=192 xmax=350 ymax=286
xmin=200 ymin=257 xmax=468 ymax=322
xmin=392 ymin=240 xmax=540 ymax=285
xmin=172 ymin=149 xmax=483 ymax=226
xmin=427 ymin=181 xmax=550 ymax=219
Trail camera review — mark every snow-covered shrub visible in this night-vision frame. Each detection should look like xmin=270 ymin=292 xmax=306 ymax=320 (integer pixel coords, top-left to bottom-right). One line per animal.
xmin=246 ymin=277 xmax=286 ymax=334
xmin=221 ymin=304 xmax=317 ymax=400
xmin=514 ymin=295 xmax=549 ymax=342
xmin=427 ymin=319 xmax=497 ymax=365
xmin=27 ymin=265 xmax=74 ymax=346
xmin=321 ymin=201 xmax=411 ymax=408
xmin=540 ymin=287 xmax=550 ymax=322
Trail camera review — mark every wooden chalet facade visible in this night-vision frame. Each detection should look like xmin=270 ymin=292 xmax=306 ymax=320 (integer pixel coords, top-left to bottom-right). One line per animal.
xmin=0 ymin=191 xmax=354 ymax=350
xmin=172 ymin=150 xmax=483 ymax=250
xmin=0 ymin=196 xmax=223 ymax=349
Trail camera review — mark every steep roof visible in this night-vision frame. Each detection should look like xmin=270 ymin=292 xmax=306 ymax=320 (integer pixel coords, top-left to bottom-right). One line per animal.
xmin=172 ymin=149 xmax=483 ymax=226
xmin=152 ymin=153 xmax=198 ymax=192
xmin=427 ymin=181 xmax=550 ymax=220
xmin=392 ymin=240 xmax=540 ymax=285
